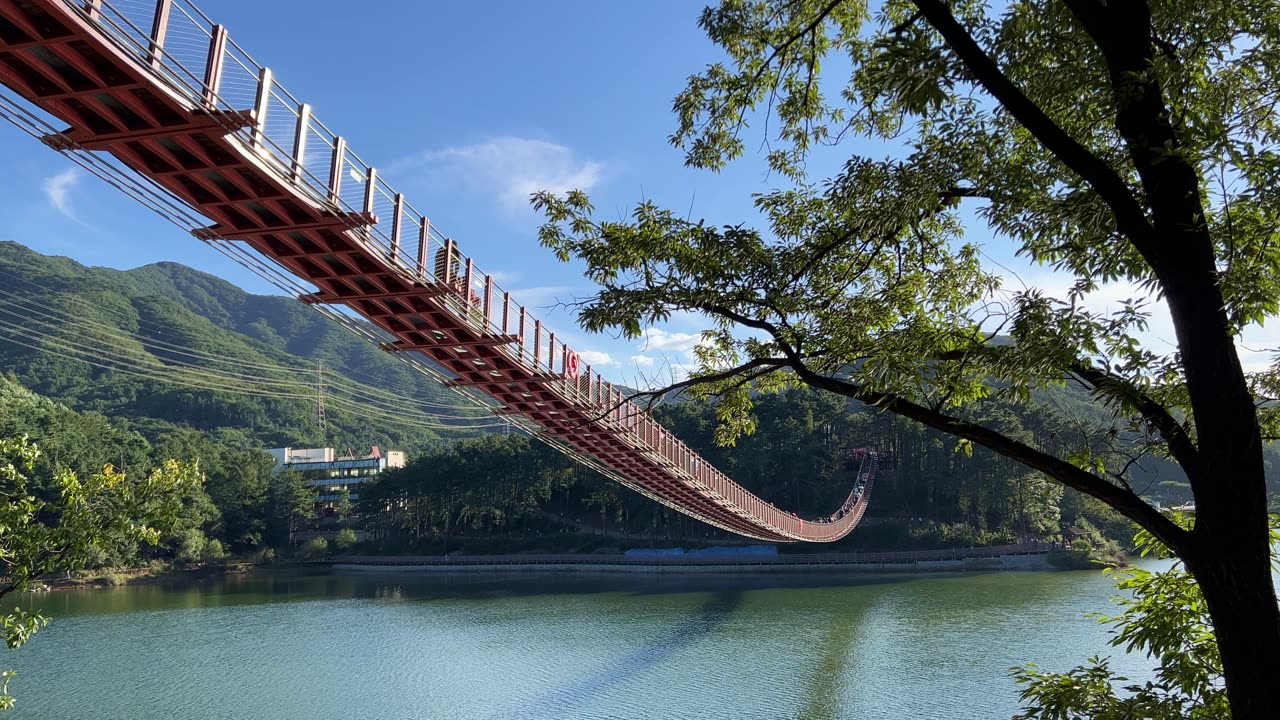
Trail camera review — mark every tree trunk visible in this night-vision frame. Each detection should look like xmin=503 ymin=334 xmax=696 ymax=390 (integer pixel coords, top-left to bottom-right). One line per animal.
xmin=1162 ymin=266 xmax=1278 ymax=720
xmin=1185 ymin=536 xmax=1280 ymax=720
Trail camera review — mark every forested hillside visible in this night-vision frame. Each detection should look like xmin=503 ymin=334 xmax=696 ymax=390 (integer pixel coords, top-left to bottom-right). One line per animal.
xmin=0 ymin=241 xmax=497 ymax=452
xmin=0 ymin=372 xmax=282 ymax=560
xmin=0 ymin=242 xmax=1275 ymax=557
xmin=362 ymin=384 xmax=1280 ymax=553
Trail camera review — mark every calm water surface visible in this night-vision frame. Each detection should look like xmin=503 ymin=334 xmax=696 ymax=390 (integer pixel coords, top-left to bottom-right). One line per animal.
xmin=4 ymin=564 xmax=1168 ymax=720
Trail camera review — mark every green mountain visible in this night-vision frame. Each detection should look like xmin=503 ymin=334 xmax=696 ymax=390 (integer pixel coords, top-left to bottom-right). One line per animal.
xmin=0 ymin=241 xmax=492 ymax=452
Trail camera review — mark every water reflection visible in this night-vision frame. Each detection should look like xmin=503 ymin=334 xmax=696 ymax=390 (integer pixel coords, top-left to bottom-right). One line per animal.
xmin=496 ymin=591 xmax=744 ymax=720
xmin=2 ymin=567 xmax=1169 ymax=720
xmin=797 ymin=601 xmax=867 ymax=720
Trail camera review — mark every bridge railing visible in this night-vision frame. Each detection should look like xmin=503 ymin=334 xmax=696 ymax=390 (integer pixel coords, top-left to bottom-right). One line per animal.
xmin=65 ymin=0 xmax=847 ymax=540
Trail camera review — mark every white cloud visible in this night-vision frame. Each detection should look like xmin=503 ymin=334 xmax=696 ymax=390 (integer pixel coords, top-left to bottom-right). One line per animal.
xmin=630 ymin=354 xmax=657 ymax=368
xmin=42 ymin=168 xmax=80 ymax=219
xmin=997 ymin=268 xmax=1278 ymax=373
xmin=395 ymin=136 xmax=603 ymax=213
xmin=577 ymin=350 xmax=617 ymax=367
xmin=508 ymin=285 xmax=574 ymax=310
xmin=641 ymin=328 xmax=701 ymax=352
xmin=487 ymin=270 xmax=521 ymax=286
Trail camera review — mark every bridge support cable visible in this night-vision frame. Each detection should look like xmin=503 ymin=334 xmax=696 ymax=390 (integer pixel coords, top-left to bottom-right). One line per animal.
xmin=0 ymin=0 xmax=876 ymax=542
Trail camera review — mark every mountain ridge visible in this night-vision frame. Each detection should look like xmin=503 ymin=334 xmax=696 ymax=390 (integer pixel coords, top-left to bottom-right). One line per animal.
xmin=0 ymin=241 xmax=491 ymax=451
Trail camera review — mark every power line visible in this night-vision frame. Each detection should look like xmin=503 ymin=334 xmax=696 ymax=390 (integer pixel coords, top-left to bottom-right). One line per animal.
xmin=0 ymin=314 xmax=509 ymax=431
xmin=0 ymin=284 xmax=494 ymax=420
xmin=0 ymin=92 xmax=515 ymax=432
xmin=0 ymin=266 xmax=493 ymax=414
xmin=316 ymin=360 xmax=327 ymax=442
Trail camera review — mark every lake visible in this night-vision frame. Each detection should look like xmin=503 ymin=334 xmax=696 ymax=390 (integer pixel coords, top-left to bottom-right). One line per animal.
xmin=4 ymin=563 xmax=1168 ymax=719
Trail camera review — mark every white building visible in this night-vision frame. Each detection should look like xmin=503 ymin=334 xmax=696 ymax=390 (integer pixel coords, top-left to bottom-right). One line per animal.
xmin=268 ymin=446 xmax=406 ymax=515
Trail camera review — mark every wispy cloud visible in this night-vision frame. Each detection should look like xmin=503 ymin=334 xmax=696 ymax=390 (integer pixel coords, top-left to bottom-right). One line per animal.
xmin=42 ymin=168 xmax=80 ymax=219
xmin=630 ymin=354 xmax=657 ymax=368
xmin=577 ymin=350 xmax=617 ymax=367
xmin=508 ymin=285 xmax=575 ymax=310
xmin=999 ymin=268 xmax=1278 ymax=373
xmin=641 ymin=328 xmax=701 ymax=352
xmin=488 ymin=270 xmax=520 ymax=285
xmin=393 ymin=136 xmax=603 ymax=214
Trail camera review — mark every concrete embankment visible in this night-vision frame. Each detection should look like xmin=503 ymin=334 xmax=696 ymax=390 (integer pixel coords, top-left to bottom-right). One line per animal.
xmin=333 ymin=543 xmax=1063 ymax=574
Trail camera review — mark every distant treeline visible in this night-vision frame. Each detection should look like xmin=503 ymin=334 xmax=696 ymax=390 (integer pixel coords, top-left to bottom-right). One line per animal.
xmin=359 ymin=384 xmax=1237 ymax=554
xmin=1 ymin=231 xmax=1276 ymax=558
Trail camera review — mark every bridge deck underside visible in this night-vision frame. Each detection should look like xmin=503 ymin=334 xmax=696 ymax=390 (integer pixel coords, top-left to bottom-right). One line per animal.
xmin=0 ymin=0 xmax=871 ymax=543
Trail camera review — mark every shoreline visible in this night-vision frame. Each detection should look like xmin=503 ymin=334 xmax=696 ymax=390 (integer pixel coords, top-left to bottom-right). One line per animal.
xmin=334 ymin=542 xmax=1087 ymax=574
xmin=28 ymin=544 xmax=1096 ymax=592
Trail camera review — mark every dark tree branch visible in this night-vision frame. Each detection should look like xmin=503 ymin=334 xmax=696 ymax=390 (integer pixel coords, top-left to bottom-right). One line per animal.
xmin=890 ymin=9 xmax=926 ymax=35
xmin=931 ymin=344 xmax=1202 ymax=481
xmin=786 ymin=365 xmax=1188 ymax=550
xmin=615 ymin=356 xmax=791 ymax=417
xmin=670 ymin=312 xmax=1189 ymax=549
xmin=786 ymin=184 xmax=984 ymax=288
xmin=910 ymin=0 xmax=1159 ymax=263
xmin=1067 ymin=362 xmax=1201 ymax=478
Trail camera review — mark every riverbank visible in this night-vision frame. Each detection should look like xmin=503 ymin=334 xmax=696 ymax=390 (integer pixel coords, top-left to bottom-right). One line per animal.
xmin=34 ymin=562 xmax=256 ymax=592
xmin=3 ymin=556 xmax=1156 ymax=720
xmin=335 ymin=542 xmax=1091 ymax=574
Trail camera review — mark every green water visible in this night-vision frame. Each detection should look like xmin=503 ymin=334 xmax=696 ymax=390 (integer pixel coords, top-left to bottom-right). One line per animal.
xmin=3 ymin=565 xmax=1166 ymax=720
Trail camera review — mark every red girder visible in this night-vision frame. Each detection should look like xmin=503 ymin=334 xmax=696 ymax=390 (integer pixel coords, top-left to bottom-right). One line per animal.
xmin=0 ymin=0 xmax=877 ymax=542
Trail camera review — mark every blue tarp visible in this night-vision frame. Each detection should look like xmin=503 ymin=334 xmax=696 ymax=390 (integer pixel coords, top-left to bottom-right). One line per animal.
xmin=623 ymin=547 xmax=686 ymax=557
xmin=687 ymin=545 xmax=778 ymax=557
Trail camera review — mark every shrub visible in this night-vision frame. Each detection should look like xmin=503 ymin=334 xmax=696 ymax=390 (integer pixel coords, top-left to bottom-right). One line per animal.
xmin=203 ymin=539 xmax=226 ymax=562
xmin=250 ymin=547 xmax=276 ymax=564
xmin=334 ymin=528 xmax=357 ymax=552
xmin=176 ymin=529 xmax=206 ymax=563
xmin=299 ymin=537 xmax=329 ymax=560
xmin=101 ymin=573 xmax=127 ymax=587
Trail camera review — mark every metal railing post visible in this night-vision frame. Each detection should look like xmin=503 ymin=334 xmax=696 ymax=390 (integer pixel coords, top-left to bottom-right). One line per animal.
xmin=416 ymin=216 xmax=430 ymax=278
xmin=440 ymin=238 xmax=455 ymax=284
xmin=362 ymin=167 xmax=376 ymax=217
xmin=519 ymin=308 xmax=528 ymax=361
xmin=360 ymin=167 xmax=377 ymax=247
xmin=291 ymin=103 xmax=310 ymax=184
xmin=327 ymin=136 xmax=344 ymax=204
xmin=533 ymin=320 xmax=542 ymax=370
xmin=251 ymin=67 xmax=272 ymax=147
xmin=483 ymin=275 xmax=494 ymax=327
xmin=463 ymin=258 xmax=474 ymax=312
xmin=148 ymin=0 xmax=172 ymax=69
xmin=389 ymin=193 xmax=403 ymax=261
xmin=202 ymin=24 xmax=227 ymax=108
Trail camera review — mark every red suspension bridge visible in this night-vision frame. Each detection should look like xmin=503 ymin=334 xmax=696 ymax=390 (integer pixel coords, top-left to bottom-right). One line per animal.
xmin=0 ymin=0 xmax=877 ymax=542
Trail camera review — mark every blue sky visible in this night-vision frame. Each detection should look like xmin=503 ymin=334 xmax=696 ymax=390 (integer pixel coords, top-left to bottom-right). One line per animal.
xmin=0 ymin=0 xmax=780 ymax=386
xmin=1 ymin=0 xmax=1274 ymax=383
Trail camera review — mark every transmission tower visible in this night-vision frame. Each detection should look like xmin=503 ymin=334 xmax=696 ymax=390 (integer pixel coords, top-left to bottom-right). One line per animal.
xmin=316 ymin=360 xmax=328 ymax=442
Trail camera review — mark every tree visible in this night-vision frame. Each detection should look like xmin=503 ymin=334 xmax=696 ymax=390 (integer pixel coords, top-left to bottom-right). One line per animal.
xmin=267 ymin=470 xmax=315 ymax=548
xmin=334 ymin=528 xmax=357 ymax=552
xmin=0 ymin=436 xmax=196 ymax=709
xmin=1014 ymin=516 xmax=1279 ymax=719
xmin=174 ymin=527 xmax=207 ymax=564
xmin=533 ymin=1 xmax=1280 ymax=716
xmin=298 ymin=536 xmax=329 ymax=560
xmin=334 ymin=487 xmax=354 ymax=520
xmin=202 ymin=538 xmax=226 ymax=562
